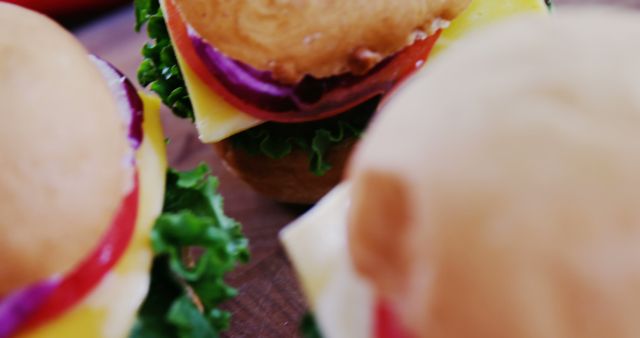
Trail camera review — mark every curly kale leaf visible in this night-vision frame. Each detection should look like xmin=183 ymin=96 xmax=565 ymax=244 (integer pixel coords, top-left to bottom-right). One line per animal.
xmin=229 ymin=97 xmax=378 ymax=176
xmin=130 ymin=165 xmax=249 ymax=338
xmin=135 ymin=0 xmax=194 ymax=119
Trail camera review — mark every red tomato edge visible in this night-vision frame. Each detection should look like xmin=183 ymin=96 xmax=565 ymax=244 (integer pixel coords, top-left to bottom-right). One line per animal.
xmin=376 ymin=300 xmax=416 ymax=338
xmin=20 ymin=171 xmax=140 ymax=331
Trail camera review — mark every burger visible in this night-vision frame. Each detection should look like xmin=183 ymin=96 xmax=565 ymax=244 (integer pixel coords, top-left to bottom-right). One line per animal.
xmin=134 ymin=0 xmax=550 ymax=204
xmin=282 ymin=8 xmax=640 ymax=338
xmin=0 ymin=4 xmax=248 ymax=338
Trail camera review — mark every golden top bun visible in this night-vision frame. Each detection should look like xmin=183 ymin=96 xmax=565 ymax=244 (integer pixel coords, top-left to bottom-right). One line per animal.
xmin=0 ymin=4 xmax=130 ymax=295
xmin=175 ymin=0 xmax=470 ymax=83
xmin=348 ymin=9 xmax=640 ymax=338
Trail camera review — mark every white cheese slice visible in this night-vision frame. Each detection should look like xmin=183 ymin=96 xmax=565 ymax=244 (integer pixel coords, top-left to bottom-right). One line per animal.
xmin=281 ymin=184 xmax=374 ymax=338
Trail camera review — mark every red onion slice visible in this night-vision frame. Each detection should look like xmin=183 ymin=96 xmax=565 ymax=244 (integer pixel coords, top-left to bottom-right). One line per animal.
xmin=188 ymin=26 xmax=437 ymax=122
xmin=91 ymin=55 xmax=144 ymax=150
xmin=0 ymin=279 xmax=59 ymax=338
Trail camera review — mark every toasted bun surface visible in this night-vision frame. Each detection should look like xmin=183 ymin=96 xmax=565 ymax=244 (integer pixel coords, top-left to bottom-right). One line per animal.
xmin=348 ymin=9 xmax=640 ymax=338
xmin=0 ymin=4 xmax=130 ymax=294
xmin=175 ymin=0 xmax=470 ymax=83
xmin=214 ymin=139 xmax=355 ymax=204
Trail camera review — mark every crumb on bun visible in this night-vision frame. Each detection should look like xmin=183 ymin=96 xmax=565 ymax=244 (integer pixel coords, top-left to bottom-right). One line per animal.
xmin=175 ymin=0 xmax=471 ymax=83
xmin=0 ymin=3 xmax=130 ymax=294
xmin=348 ymin=8 xmax=640 ymax=338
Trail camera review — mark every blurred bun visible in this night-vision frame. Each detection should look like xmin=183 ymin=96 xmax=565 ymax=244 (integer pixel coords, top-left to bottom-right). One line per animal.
xmin=0 ymin=3 xmax=130 ymax=294
xmin=214 ymin=139 xmax=355 ymax=204
xmin=175 ymin=0 xmax=470 ymax=82
xmin=348 ymin=8 xmax=640 ymax=338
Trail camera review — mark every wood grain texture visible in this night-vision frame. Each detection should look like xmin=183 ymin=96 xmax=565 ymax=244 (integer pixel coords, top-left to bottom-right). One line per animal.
xmin=74 ymin=0 xmax=640 ymax=336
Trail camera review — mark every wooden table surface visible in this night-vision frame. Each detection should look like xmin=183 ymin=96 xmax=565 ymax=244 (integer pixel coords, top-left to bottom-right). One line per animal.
xmin=74 ymin=1 xmax=640 ymax=336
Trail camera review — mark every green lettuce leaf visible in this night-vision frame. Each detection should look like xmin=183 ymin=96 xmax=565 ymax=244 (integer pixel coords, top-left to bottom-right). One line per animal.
xmin=135 ymin=0 xmax=194 ymax=119
xmin=229 ymin=98 xmax=377 ymax=176
xmin=300 ymin=313 xmax=324 ymax=338
xmin=130 ymin=164 xmax=249 ymax=338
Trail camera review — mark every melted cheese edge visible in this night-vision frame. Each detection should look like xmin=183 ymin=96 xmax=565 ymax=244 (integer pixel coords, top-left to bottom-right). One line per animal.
xmin=161 ymin=0 xmax=261 ymax=143
xmin=433 ymin=0 xmax=548 ymax=55
xmin=175 ymin=51 xmax=261 ymax=143
xmin=17 ymin=93 xmax=167 ymax=338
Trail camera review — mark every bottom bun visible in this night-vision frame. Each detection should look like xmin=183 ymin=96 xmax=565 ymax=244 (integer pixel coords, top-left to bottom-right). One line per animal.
xmin=213 ymin=139 xmax=356 ymax=204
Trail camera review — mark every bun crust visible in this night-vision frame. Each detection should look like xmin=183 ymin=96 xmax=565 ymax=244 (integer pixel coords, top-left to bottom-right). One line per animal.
xmin=348 ymin=9 xmax=640 ymax=338
xmin=0 ymin=4 xmax=130 ymax=294
xmin=175 ymin=0 xmax=470 ymax=83
xmin=213 ymin=139 xmax=356 ymax=204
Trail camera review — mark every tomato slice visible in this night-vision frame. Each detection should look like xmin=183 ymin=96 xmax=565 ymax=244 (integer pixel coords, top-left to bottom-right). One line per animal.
xmin=20 ymin=172 xmax=139 ymax=331
xmin=375 ymin=300 xmax=416 ymax=338
xmin=164 ymin=0 xmax=440 ymax=123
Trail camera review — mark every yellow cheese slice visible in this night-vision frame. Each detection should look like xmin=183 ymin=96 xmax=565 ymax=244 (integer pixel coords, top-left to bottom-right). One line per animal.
xmin=433 ymin=0 xmax=549 ymax=55
xmin=161 ymin=0 xmax=261 ymax=143
xmin=17 ymin=93 xmax=167 ymax=338
xmin=175 ymin=52 xmax=261 ymax=143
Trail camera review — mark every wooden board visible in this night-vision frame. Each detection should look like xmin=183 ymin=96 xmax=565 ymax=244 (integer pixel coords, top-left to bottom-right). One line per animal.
xmin=74 ymin=1 xmax=640 ymax=336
